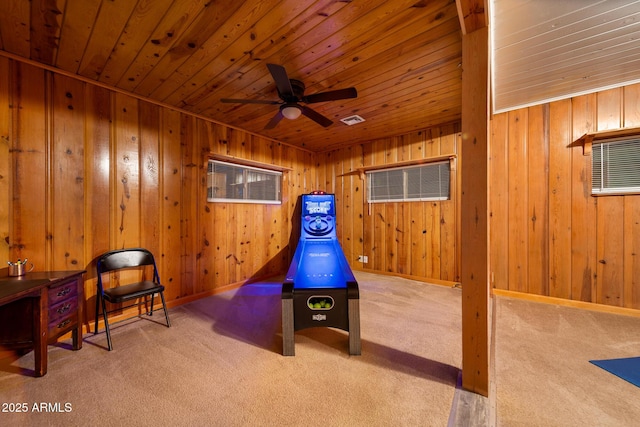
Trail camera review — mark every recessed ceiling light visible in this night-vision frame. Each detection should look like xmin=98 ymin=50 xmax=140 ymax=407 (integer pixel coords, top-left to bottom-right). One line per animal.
xmin=340 ymin=115 xmax=365 ymax=126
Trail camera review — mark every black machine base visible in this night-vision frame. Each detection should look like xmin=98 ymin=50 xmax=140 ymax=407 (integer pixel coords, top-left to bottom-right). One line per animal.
xmin=282 ymin=282 xmax=361 ymax=356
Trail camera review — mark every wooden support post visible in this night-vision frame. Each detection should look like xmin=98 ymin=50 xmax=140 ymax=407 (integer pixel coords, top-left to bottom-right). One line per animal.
xmin=460 ymin=25 xmax=490 ymax=396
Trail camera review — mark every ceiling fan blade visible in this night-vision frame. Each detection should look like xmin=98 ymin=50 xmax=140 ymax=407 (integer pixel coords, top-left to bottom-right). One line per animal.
xmin=302 ymin=87 xmax=357 ymax=104
xmin=264 ymin=111 xmax=284 ymax=129
xmin=300 ymin=105 xmax=333 ymax=127
xmin=220 ymin=98 xmax=280 ymax=105
xmin=267 ymin=63 xmax=295 ymax=99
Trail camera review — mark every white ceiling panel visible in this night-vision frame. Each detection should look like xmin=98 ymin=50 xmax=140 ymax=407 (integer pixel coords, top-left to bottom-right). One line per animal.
xmin=492 ymin=0 xmax=640 ymax=113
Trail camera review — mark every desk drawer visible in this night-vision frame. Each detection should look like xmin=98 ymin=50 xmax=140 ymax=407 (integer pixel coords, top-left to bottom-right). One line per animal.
xmin=47 ymin=278 xmax=80 ymax=341
xmin=48 ymin=312 xmax=77 ymax=339
xmin=49 ymin=297 xmax=78 ymax=323
xmin=48 ymin=279 xmax=78 ymax=305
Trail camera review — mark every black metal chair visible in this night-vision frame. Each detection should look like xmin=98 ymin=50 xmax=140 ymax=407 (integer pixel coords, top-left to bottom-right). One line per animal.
xmin=94 ymin=248 xmax=171 ymax=350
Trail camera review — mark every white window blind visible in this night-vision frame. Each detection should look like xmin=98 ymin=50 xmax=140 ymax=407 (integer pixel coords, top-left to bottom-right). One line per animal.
xmin=207 ymin=160 xmax=281 ymax=204
xmin=592 ymin=138 xmax=640 ymax=195
xmin=367 ymin=161 xmax=450 ymax=202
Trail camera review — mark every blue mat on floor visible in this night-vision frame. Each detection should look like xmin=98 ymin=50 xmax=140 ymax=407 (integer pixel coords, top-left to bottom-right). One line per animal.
xmin=590 ymin=357 xmax=640 ymax=388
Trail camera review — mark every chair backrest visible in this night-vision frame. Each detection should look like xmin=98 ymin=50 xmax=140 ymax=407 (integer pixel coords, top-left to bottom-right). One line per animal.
xmin=97 ymin=248 xmax=157 ymax=275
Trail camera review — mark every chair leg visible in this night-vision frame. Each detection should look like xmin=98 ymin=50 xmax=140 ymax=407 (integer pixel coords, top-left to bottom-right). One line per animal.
xmin=94 ymin=294 xmax=101 ymax=335
xmin=160 ymin=292 xmax=171 ymax=327
xmin=101 ymin=298 xmax=113 ymax=351
xmin=149 ymin=294 xmax=155 ymax=316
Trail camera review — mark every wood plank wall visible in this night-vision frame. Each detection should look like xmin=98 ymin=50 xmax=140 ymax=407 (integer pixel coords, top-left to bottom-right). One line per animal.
xmin=0 ymin=57 xmax=316 ymax=327
xmin=0 ymin=57 xmax=8 ymax=265
xmin=317 ymin=123 xmax=461 ymax=284
xmin=7 ymin=52 xmax=638 ymax=330
xmin=490 ymin=83 xmax=640 ymax=310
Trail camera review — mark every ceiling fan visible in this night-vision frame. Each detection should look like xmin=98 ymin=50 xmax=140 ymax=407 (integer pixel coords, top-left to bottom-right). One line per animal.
xmin=221 ymin=63 xmax=357 ymax=129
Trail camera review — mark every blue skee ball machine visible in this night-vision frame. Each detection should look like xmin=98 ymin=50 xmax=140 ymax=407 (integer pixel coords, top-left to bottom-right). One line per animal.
xmin=281 ymin=191 xmax=361 ymax=356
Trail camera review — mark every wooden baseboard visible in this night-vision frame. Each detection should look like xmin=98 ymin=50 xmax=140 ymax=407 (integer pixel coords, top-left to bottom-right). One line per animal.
xmin=352 ymin=267 xmax=461 ymax=288
xmin=492 ymin=288 xmax=640 ymax=318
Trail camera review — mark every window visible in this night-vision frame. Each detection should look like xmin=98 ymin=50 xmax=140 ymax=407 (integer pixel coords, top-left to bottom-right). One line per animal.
xmin=367 ymin=161 xmax=450 ymax=202
xmin=207 ymin=160 xmax=281 ymax=204
xmin=592 ymin=137 xmax=640 ymax=195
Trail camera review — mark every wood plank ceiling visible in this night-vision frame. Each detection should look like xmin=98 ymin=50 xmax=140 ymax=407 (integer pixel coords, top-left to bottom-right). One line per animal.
xmin=1 ymin=1 xmax=637 ymax=151
xmin=0 ymin=0 xmax=465 ymax=152
xmin=492 ymin=0 xmax=640 ymax=113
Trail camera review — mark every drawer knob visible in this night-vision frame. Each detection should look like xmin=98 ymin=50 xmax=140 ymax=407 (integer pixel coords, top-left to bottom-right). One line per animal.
xmin=57 ymin=319 xmax=71 ymax=329
xmin=57 ymin=303 xmax=71 ymax=315
xmin=56 ymin=288 xmax=71 ymax=297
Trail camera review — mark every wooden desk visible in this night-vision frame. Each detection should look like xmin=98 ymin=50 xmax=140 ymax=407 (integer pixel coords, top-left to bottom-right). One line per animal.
xmin=0 ymin=269 xmax=85 ymax=377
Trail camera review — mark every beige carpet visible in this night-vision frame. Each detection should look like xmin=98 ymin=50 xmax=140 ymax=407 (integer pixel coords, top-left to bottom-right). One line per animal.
xmin=0 ymin=272 xmax=463 ymax=427
xmin=493 ymin=296 xmax=640 ymax=426
xmin=2 ymin=271 xmax=639 ymax=426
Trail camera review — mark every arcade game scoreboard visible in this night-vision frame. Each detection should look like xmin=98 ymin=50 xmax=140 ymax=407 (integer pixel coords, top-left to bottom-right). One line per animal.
xmin=282 ymin=192 xmax=361 ymax=356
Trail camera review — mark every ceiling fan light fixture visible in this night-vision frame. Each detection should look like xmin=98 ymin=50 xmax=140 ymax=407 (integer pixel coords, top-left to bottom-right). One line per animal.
xmin=282 ymin=105 xmax=302 ymax=120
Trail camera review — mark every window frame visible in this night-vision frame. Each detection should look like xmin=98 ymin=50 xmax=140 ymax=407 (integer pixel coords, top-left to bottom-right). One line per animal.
xmin=591 ymin=136 xmax=640 ymax=196
xmin=365 ymin=160 xmax=451 ymax=203
xmin=207 ymin=159 xmax=282 ymax=204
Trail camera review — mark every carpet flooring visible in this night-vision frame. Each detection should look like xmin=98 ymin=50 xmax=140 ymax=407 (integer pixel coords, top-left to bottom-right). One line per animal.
xmin=0 ymin=272 xmax=462 ymax=427
xmin=493 ymin=296 xmax=640 ymax=426
xmin=2 ymin=271 xmax=640 ymax=426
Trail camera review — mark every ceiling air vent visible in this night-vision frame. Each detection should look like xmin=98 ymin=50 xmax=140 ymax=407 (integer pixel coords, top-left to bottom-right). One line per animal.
xmin=340 ymin=115 xmax=365 ymax=126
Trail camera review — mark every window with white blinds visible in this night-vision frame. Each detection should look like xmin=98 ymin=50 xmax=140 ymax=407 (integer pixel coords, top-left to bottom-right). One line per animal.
xmin=367 ymin=161 xmax=450 ymax=202
xmin=592 ymin=138 xmax=640 ymax=195
xmin=207 ymin=160 xmax=281 ymax=204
